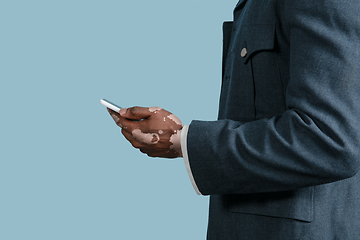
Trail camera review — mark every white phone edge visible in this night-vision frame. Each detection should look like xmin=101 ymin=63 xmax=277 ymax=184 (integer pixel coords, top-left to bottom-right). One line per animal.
xmin=100 ymin=99 xmax=122 ymax=113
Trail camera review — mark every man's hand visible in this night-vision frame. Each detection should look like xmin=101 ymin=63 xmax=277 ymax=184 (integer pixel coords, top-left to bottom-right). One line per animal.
xmin=107 ymin=106 xmax=183 ymax=158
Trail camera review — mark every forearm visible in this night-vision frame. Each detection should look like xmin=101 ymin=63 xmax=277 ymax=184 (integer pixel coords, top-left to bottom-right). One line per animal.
xmin=187 ymin=113 xmax=360 ymax=195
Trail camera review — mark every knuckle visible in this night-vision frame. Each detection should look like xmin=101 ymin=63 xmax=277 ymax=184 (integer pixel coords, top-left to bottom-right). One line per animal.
xmin=146 ymin=151 xmax=156 ymax=158
xmin=140 ymin=148 xmax=151 ymax=155
xmin=121 ymin=128 xmax=130 ymax=136
xmin=131 ymin=141 xmax=142 ymax=149
xmin=149 ymin=107 xmax=163 ymax=113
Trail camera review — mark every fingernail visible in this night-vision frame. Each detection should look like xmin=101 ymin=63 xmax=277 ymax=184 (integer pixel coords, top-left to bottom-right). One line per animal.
xmin=119 ymin=108 xmax=127 ymax=116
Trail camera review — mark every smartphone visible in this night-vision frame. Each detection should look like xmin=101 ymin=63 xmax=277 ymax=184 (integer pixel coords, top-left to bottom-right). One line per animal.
xmin=100 ymin=99 xmax=122 ymax=112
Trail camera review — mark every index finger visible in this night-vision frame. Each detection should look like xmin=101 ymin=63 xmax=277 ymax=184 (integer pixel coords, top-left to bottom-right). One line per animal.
xmin=107 ymin=108 xmax=124 ymax=127
xmin=120 ymin=106 xmax=154 ymax=120
xmin=118 ymin=116 xmax=145 ymax=133
xmin=107 ymin=107 xmax=143 ymax=131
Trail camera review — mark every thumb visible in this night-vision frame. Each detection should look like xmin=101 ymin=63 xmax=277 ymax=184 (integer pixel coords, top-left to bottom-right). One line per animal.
xmin=120 ymin=106 xmax=152 ymax=120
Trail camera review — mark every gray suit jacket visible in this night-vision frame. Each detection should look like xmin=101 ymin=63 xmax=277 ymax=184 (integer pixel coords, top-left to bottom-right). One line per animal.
xmin=187 ymin=0 xmax=360 ymax=239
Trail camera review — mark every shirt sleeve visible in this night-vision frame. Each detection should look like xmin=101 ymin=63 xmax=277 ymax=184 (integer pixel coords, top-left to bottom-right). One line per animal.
xmin=181 ymin=125 xmax=202 ymax=195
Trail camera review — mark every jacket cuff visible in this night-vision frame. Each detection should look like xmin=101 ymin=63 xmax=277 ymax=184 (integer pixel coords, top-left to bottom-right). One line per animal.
xmin=181 ymin=125 xmax=202 ymax=195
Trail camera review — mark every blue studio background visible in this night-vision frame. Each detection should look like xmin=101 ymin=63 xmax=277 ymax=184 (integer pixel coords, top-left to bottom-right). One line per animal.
xmin=0 ymin=1 xmax=237 ymax=239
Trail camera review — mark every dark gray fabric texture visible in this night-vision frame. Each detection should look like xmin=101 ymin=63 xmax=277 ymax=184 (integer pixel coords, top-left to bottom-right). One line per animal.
xmin=187 ymin=0 xmax=360 ymax=239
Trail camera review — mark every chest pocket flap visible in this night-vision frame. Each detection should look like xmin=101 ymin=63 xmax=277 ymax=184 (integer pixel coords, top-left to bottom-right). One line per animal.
xmin=238 ymin=24 xmax=276 ymax=64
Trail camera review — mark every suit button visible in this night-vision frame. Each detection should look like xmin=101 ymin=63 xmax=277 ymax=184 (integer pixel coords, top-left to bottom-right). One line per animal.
xmin=241 ymin=47 xmax=247 ymax=57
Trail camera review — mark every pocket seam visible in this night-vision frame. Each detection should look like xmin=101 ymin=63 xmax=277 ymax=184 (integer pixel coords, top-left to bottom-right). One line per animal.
xmin=229 ymin=187 xmax=315 ymax=222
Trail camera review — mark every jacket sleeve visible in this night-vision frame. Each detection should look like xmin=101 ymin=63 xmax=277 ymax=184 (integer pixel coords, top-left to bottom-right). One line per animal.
xmin=186 ymin=1 xmax=360 ymax=195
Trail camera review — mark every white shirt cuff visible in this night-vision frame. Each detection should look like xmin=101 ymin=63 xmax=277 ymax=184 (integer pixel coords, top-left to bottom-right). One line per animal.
xmin=181 ymin=125 xmax=202 ymax=195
